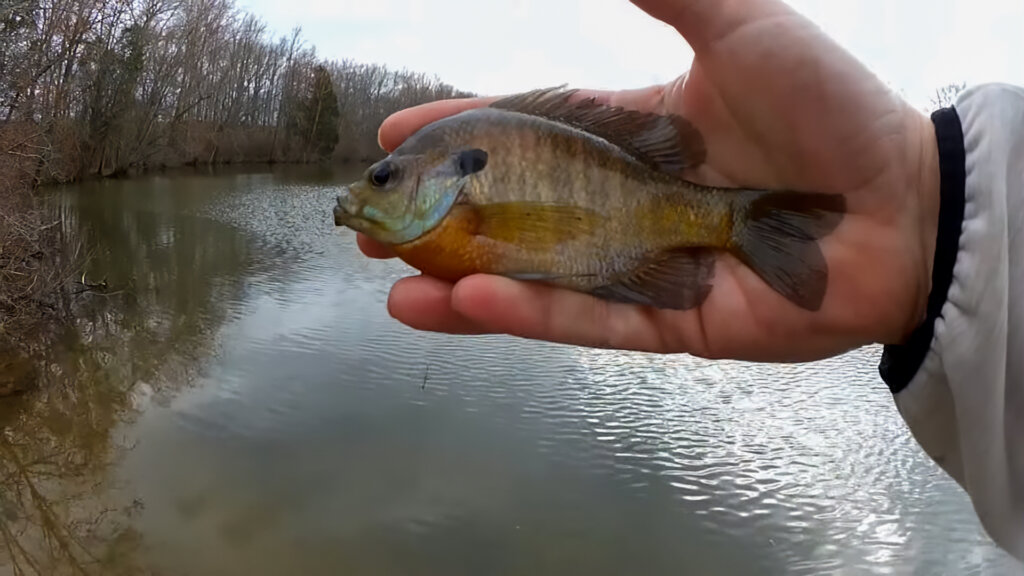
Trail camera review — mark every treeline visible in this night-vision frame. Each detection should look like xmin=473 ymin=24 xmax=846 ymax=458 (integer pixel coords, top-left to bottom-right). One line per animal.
xmin=0 ymin=0 xmax=472 ymax=362
xmin=0 ymin=0 xmax=474 ymax=184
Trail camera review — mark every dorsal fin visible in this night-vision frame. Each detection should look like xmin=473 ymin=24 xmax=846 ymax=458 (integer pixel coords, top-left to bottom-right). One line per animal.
xmin=489 ymin=86 xmax=706 ymax=176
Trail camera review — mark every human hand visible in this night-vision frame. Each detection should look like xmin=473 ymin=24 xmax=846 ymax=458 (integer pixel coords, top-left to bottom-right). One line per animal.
xmin=356 ymin=0 xmax=941 ymax=363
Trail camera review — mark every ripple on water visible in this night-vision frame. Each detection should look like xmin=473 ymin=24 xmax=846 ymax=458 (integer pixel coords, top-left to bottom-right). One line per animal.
xmin=87 ymin=167 xmax=1023 ymax=576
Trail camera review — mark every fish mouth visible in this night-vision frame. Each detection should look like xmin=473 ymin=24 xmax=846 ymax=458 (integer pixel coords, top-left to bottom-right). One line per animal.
xmin=333 ymin=188 xmax=381 ymax=240
xmin=333 ymin=187 xmax=358 ymax=227
xmin=332 ymin=202 xmax=348 ymax=227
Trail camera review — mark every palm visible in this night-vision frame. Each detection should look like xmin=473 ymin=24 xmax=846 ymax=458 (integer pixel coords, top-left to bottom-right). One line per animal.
xmin=357 ymin=0 xmax=939 ymax=362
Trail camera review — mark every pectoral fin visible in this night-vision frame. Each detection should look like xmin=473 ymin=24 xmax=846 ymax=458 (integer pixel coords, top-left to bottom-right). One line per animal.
xmin=472 ymin=202 xmax=602 ymax=248
xmin=589 ymin=248 xmax=716 ymax=310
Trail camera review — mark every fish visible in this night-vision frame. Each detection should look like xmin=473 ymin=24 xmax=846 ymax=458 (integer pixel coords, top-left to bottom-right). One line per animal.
xmin=332 ymin=87 xmax=846 ymax=312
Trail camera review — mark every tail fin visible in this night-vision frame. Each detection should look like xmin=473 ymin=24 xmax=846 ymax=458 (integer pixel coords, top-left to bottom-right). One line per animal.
xmin=729 ymin=191 xmax=846 ymax=311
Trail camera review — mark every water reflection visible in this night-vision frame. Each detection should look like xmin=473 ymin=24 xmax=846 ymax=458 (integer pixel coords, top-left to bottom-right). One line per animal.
xmin=0 ymin=168 xmax=284 ymax=575
xmin=1 ymin=165 xmax=1020 ymax=575
xmin=0 ymin=375 xmax=143 ymax=576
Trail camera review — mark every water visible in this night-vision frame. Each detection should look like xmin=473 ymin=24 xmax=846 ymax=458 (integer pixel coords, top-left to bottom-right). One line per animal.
xmin=1 ymin=165 xmax=1019 ymax=575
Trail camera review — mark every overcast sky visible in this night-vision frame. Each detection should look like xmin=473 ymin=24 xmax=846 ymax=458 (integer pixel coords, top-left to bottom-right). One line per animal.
xmin=235 ymin=0 xmax=1023 ymax=109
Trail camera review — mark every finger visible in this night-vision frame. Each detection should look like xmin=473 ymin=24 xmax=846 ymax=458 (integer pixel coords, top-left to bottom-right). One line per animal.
xmin=573 ymin=82 xmax=675 ymax=114
xmin=357 ymin=233 xmax=397 ymax=259
xmin=449 ymin=274 xmax=707 ymax=355
xmin=387 ymin=275 xmax=491 ymax=335
xmin=377 ymin=96 xmax=499 ymax=152
xmin=629 ymin=0 xmax=793 ymax=52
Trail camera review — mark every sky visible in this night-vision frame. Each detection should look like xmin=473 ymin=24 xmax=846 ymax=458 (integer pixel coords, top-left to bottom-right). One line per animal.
xmin=235 ymin=0 xmax=1024 ymax=109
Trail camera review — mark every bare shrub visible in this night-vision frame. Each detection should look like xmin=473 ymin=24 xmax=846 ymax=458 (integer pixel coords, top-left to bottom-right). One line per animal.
xmin=0 ymin=123 xmax=78 ymax=352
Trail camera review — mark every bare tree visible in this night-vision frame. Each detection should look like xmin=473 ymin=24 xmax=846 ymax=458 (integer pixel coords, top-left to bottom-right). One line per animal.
xmin=930 ymin=81 xmax=967 ymax=112
xmin=3 ymin=0 xmax=473 ymax=178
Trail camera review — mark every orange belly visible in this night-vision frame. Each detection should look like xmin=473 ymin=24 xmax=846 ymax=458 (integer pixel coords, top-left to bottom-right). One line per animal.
xmin=392 ymin=205 xmax=501 ymax=282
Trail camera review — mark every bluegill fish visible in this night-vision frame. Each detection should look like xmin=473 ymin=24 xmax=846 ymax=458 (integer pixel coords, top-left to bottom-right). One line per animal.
xmin=333 ymin=87 xmax=845 ymax=311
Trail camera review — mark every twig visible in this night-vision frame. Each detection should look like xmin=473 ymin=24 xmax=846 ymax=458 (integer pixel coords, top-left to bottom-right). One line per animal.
xmin=2 ymin=130 xmax=46 ymax=155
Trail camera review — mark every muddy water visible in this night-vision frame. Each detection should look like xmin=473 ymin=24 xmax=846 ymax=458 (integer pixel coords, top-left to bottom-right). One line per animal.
xmin=0 ymin=165 xmax=1019 ymax=575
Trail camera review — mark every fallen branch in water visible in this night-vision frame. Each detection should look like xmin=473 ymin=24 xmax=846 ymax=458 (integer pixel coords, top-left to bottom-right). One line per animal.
xmin=71 ymin=272 xmax=108 ymax=294
xmin=70 ymin=272 xmax=127 ymax=298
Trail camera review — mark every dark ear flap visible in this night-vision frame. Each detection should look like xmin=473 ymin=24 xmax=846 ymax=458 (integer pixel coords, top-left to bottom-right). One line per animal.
xmin=457 ymin=149 xmax=488 ymax=176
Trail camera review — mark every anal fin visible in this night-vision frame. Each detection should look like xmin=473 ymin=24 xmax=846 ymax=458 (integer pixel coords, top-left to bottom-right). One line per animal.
xmin=589 ymin=248 xmax=716 ymax=311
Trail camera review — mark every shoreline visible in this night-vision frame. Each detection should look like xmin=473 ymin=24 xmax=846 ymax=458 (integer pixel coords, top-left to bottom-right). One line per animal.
xmin=0 ymin=154 xmax=376 ymax=398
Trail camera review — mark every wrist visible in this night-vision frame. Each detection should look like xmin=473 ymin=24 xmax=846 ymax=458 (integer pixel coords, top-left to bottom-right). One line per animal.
xmin=905 ymin=111 xmax=943 ymax=339
xmin=880 ymin=104 xmax=967 ymax=393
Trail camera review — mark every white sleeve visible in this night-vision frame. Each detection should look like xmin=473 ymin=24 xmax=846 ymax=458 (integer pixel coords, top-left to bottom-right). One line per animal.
xmin=879 ymin=83 xmax=1024 ymax=561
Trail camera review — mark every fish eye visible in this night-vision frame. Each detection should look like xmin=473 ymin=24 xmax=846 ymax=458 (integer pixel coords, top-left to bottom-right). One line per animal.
xmin=370 ymin=162 xmax=394 ymax=187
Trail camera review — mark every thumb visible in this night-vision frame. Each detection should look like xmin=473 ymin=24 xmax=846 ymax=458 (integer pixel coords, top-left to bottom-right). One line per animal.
xmin=629 ymin=0 xmax=797 ymax=52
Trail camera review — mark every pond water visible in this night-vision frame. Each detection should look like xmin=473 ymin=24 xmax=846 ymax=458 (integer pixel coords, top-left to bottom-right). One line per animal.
xmin=1 ymin=165 xmax=1020 ymax=575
